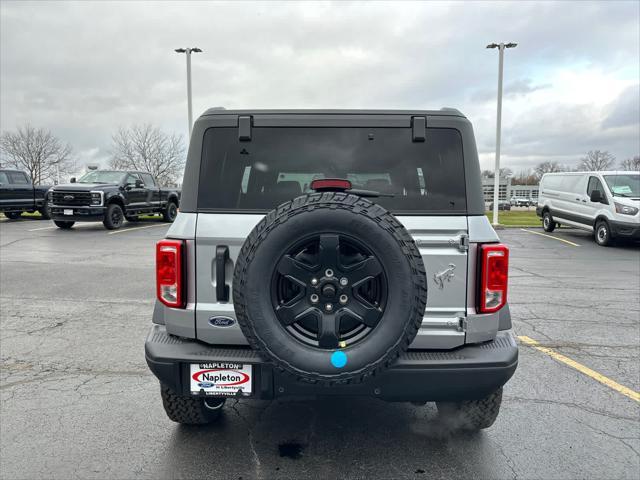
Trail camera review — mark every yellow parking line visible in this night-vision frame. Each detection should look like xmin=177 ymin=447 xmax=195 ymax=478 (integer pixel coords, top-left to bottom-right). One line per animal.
xmin=108 ymin=224 xmax=168 ymax=235
xmin=519 ymin=228 xmax=580 ymax=247
xmin=518 ymin=336 xmax=640 ymax=402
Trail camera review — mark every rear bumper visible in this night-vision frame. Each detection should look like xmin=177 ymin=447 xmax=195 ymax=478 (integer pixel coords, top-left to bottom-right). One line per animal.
xmin=145 ymin=325 xmax=518 ymax=402
xmin=610 ymin=220 xmax=640 ymax=240
xmin=50 ymin=206 xmax=105 ymax=222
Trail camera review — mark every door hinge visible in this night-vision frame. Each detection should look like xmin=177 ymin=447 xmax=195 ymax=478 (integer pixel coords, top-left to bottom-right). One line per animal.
xmin=459 ymin=317 xmax=467 ymax=332
xmin=458 ymin=234 xmax=469 ymax=252
xmin=411 ymin=116 xmax=426 ymax=142
xmin=238 ymin=116 xmax=252 ymax=142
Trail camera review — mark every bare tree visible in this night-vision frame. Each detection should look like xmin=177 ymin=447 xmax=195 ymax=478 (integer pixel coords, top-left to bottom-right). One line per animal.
xmin=110 ymin=125 xmax=185 ymax=186
xmin=511 ymin=170 xmax=538 ymax=185
xmin=619 ymin=155 xmax=640 ymax=171
xmin=481 ymin=168 xmax=512 ymax=179
xmin=0 ymin=124 xmax=73 ymax=184
xmin=578 ymin=150 xmax=615 ymax=171
xmin=534 ymin=161 xmax=564 ymax=180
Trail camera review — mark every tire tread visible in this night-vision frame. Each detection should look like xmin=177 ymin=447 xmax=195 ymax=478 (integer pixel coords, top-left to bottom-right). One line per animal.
xmin=233 ymin=192 xmax=427 ymax=386
xmin=437 ymin=388 xmax=503 ymax=430
xmin=160 ymin=384 xmax=221 ymax=425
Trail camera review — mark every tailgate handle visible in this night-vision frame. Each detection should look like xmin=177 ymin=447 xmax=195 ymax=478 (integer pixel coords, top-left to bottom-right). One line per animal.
xmin=216 ymin=246 xmax=230 ymax=302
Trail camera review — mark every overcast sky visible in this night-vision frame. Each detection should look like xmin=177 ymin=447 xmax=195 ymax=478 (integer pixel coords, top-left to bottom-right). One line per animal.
xmin=1 ymin=0 xmax=638 ymax=173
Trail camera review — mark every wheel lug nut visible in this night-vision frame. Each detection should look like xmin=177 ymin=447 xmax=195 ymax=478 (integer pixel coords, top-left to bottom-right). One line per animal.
xmin=340 ymin=277 xmax=348 ymax=286
xmin=325 ymin=269 xmax=334 ymax=278
xmin=325 ymin=303 xmax=333 ymax=312
xmin=339 ymin=295 xmax=348 ymax=304
xmin=311 ymin=278 xmax=318 ymax=286
xmin=310 ymin=294 xmax=319 ymax=303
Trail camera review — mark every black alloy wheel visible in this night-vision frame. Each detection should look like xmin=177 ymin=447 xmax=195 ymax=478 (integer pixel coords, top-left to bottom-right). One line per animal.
xmin=272 ymin=234 xmax=387 ymax=349
xmin=163 ymin=202 xmax=178 ymax=222
xmin=103 ymin=203 xmax=124 ymax=230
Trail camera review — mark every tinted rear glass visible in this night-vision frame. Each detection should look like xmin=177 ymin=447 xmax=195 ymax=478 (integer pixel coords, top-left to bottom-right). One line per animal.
xmin=198 ymin=127 xmax=466 ymax=213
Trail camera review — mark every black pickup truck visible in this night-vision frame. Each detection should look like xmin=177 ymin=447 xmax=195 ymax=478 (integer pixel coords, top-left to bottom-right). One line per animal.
xmin=0 ymin=169 xmax=51 ymax=220
xmin=48 ymin=170 xmax=181 ymax=230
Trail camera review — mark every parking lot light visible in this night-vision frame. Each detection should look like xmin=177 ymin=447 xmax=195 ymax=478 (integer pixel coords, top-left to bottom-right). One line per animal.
xmin=487 ymin=41 xmax=517 ymax=226
xmin=174 ymin=47 xmax=203 ymax=138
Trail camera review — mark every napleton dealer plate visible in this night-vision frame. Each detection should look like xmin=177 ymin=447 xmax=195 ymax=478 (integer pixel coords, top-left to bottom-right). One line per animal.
xmin=190 ymin=362 xmax=253 ymax=396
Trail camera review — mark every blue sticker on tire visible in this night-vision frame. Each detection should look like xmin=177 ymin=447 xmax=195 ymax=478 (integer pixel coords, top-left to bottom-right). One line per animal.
xmin=331 ymin=351 xmax=347 ymax=368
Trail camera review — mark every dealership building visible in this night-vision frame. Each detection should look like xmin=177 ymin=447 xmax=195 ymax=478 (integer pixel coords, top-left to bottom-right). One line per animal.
xmin=482 ymin=176 xmax=539 ymax=203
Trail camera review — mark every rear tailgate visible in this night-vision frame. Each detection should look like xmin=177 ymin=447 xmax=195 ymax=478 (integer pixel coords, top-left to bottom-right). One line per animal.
xmin=195 ymin=214 xmax=468 ymax=349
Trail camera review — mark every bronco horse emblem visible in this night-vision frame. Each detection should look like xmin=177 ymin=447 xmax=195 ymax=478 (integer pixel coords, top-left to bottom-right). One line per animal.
xmin=433 ymin=263 xmax=456 ymax=289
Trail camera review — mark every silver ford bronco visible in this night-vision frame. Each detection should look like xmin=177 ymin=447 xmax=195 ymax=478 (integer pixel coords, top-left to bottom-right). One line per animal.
xmin=145 ymin=109 xmax=517 ymax=431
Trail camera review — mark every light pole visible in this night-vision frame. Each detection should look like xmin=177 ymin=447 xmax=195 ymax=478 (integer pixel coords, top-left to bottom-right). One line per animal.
xmin=486 ymin=42 xmax=517 ymax=226
xmin=175 ymin=47 xmax=202 ymax=138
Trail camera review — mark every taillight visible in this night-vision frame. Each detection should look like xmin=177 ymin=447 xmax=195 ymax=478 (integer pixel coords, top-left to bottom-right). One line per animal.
xmin=156 ymin=239 xmax=185 ymax=308
xmin=478 ymin=243 xmax=509 ymax=313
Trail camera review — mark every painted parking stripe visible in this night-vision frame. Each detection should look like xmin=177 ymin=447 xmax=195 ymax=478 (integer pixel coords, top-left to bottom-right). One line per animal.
xmin=519 ymin=228 xmax=581 ymax=247
xmin=518 ymin=336 xmax=640 ymax=403
xmin=28 ymin=226 xmax=57 ymax=231
xmin=108 ymin=223 xmax=168 ymax=235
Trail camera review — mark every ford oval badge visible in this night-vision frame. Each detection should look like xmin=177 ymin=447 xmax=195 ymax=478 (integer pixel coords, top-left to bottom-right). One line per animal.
xmin=209 ymin=316 xmax=236 ymax=328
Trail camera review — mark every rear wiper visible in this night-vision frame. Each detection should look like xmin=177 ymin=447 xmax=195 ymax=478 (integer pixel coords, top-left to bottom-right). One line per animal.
xmin=346 ymin=188 xmax=395 ymax=198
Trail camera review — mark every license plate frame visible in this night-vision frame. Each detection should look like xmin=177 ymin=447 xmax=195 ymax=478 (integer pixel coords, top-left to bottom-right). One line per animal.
xmin=189 ymin=362 xmax=253 ymax=397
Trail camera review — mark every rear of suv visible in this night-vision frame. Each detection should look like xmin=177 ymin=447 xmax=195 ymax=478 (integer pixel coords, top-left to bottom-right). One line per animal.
xmin=145 ymin=109 xmax=518 ymax=431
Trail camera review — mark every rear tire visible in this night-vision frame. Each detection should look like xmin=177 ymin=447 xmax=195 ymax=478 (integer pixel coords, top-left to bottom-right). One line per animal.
xmin=436 ymin=388 xmax=503 ymax=431
xmin=542 ymin=211 xmax=556 ymax=232
xmin=162 ymin=201 xmax=178 ymax=222
xmin=103 ymin=203 xmax=124 ymax=230
xmin=39 ymin=205 xmax=51 ymax=220
xmin=54 ymin=220 xmax=74 ymax=229
xmin=160 ymin=384 xmax=224 ymax=425
xmin=4 ymin=212 xmax=21 ymax=220
xmin=594 ymin=219 xmax=612 ymax=246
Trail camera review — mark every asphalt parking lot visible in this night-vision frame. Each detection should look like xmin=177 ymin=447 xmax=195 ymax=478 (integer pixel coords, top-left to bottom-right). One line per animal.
xmin=1 ymin=218 xmax=638 ymax=480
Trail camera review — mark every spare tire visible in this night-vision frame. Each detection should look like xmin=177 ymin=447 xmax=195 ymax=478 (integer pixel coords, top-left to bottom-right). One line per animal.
xmin=233 ymin=192 xmax=427 ymax=385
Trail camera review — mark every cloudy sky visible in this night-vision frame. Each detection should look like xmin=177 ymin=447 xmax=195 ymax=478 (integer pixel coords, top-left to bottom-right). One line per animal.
xmin=1 ymin=0 xmax=638 ymax=173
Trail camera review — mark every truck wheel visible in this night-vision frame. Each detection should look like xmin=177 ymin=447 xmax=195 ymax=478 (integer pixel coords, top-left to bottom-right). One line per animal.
xmin=54 ymin=220 xmax=75 ymax=229
xmin=39 ymin=205 xmax=51 ymax=220
xmin=162 ymin=201 xmax=178 ymax=222
xmin=594 ymin=220 xmax=612 ymax=247
xmin=4 ymin=212 xmax=21 ymax=220
xmin=542 ymin=211 xmax=555 ymax=232
xmin=436 ymin=388 xmax=503 ymax=431
xmin=103 ymin=203 xmax=124 ymax=230
xmin=160 ymin=384 xmax=224 ymax=425
xmin=233 ymin=192 xmax=427 ymax=385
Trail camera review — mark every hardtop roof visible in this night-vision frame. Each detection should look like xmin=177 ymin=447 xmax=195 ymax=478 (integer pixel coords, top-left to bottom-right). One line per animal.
xmin=200 ymin=108 xmax=466 ymax=118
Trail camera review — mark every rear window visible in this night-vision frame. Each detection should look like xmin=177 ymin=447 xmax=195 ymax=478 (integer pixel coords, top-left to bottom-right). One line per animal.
xmin=198 ymin=127 xmax=466 ymax=214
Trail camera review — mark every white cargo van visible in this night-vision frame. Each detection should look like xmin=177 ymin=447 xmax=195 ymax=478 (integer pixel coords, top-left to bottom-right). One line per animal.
xmin=536 ymin=171 xmax=640 ymax=246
